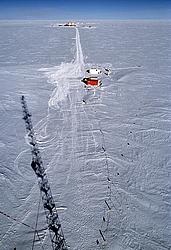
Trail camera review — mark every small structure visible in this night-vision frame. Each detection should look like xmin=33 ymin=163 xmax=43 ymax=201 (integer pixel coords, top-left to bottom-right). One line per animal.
xmin=81 ymin=67 xmax=102 ymax=87
xmin=81 ymin=67 xmax=111 ymax=87
xmin=81 ymin=77 xmax=102 ymax=87
xmin=86 ymin=68 xmax=102 ymax=76
xmin=64 ymin=22 xmax=76 ymax=27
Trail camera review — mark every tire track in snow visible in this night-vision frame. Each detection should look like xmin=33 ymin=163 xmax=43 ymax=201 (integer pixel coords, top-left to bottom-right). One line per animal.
xmin=81 ymin=101 xmax=128 ymax=246
xmin=2 ymin=27 xmax=85 ymax=250
xmin=80 ymin=71 xmax=171 ymax=249
xmin=44 ymin=28 xmax=85 ymax=109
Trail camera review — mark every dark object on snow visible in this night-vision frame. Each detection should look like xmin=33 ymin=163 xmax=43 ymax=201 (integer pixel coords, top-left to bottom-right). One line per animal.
xmin=105 ymin=200 xmax=111 ymax=210
xmin=104 ymin=68 xmax=111 ymax=75
xmin=99 ymin=229 xmax=106 ymax=241
xmin=96 ymin=239 xmax=99 ymax=245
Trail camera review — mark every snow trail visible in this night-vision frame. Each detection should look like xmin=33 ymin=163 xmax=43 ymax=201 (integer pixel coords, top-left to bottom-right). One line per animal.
xmin=2 ymin=27 xmax=86 ymax=250
xmin=3 ymin=22 xmax=170 ymax=250
xmin=43 ymin=28 xmax=85 ymax=109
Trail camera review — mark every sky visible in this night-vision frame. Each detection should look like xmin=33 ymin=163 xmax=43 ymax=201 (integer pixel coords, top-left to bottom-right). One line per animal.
xmin=0 ymin=0 xmax=171 ymax=20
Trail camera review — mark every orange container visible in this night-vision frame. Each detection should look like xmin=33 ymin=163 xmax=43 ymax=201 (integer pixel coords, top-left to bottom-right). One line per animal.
xmin=87 ymin=79 xmax=99 ymax=86
xmin=82 ymin=77 xmax=101 ymax=86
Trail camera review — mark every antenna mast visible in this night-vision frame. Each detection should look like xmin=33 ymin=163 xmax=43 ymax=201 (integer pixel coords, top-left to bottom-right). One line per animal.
xmin=21 ymin=95 xmax=68 ymax=250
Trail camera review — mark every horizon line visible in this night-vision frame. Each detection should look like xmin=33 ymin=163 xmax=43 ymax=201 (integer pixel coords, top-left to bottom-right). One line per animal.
xmin=0 ymin=18 xmax=171 ymax=21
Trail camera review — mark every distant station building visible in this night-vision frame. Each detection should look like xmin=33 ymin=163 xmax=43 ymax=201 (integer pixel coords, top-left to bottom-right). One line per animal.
xmin=64 ymin=22 xmax=76 ymax=27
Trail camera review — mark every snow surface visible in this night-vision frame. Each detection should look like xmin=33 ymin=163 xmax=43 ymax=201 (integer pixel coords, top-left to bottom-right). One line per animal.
xmin=0 ymin=20 xmax=171 ymax=250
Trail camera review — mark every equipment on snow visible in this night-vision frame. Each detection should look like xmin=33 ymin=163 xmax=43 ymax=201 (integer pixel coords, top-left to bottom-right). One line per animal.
xmin=81 ymin=77 xmax=102 ymax=87
xmin=64 ymin=22 xmax=76 ymax=27
xmin=86 ymin=68 xmax=102 ymax=75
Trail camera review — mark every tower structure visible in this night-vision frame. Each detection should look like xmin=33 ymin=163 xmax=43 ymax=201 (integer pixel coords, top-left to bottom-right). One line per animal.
xmin=21 ymin=95 xmax=68 ymax=250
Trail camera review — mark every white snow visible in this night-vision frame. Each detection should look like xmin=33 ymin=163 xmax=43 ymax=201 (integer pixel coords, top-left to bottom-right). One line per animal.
xmin=0 ymin=20 xmax=171 ymax=250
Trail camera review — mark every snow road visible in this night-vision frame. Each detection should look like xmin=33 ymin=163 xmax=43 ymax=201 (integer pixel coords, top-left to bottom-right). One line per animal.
xmin=0 ymin=21 xmax=171 ymax=250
